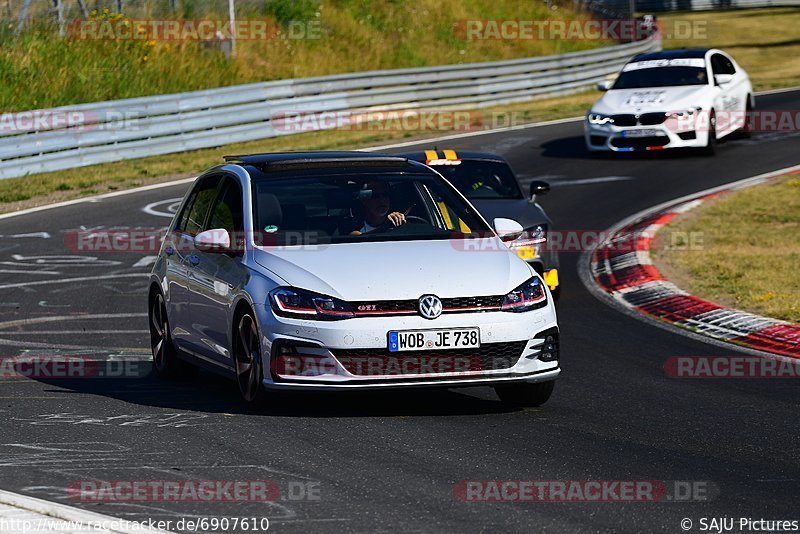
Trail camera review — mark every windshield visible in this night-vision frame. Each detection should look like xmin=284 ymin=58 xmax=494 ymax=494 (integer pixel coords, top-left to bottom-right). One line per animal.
xmin=613 ymin=66 xmax=708 ymax=89
xmin=251 ymin=172 xmax=491 ymax=245
xmin=429 ymin=160 xmax=523 ymax=200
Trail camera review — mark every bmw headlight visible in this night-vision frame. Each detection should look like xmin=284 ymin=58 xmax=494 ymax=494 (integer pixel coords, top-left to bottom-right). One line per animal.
xmin=270 ymin=287 xmax=355 ymax=320
xmin=587 ymin=112 xmax=614 ymax=125
xmin=500 ymin=276 xmax=548 ymax=312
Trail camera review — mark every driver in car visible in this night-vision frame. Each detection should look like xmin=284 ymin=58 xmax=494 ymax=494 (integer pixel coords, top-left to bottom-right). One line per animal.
xmin=349 ymin=182 xmax=407 ymax=235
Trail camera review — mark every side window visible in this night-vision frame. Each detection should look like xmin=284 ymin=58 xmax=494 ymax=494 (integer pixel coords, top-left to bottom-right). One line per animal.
xmin=723 ymin=57 xmax=736 ymax=74
xmin=175 ymin=176 xmax=221 ymax=236
xmin=207 ymin=177 xmax=244 ymax=250
xmin=427 ymin=188 xmax=471 ymax=233
xmin=711 ymin=54 xmax=735 ymax=75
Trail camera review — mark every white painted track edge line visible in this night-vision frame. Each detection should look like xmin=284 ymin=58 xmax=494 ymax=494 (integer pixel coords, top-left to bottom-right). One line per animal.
xmin=0 ymin=177 xmax=196 ymax=221
xmin=0 ymin=489 xmax=175 ymax=533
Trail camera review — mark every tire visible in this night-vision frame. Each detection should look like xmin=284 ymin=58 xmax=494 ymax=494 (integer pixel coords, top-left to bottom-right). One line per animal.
xmin=233 ymin=309 xmax=268 ymax=406
xmin=741 ymin=98 xmax=753 ymax=138
xmin=701 ymin=109 xmax=717 ymax=156
xmin=550 ymin=285 xmax=561 ymax=301
xmin=149 ymin=291 xmax=185 ymax=379
xmin=495 ymin=380 xmax=555 ymax=407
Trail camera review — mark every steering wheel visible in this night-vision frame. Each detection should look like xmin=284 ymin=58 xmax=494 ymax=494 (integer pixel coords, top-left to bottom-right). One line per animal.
xmin=363 ymin=215 xmax=429 ymax=234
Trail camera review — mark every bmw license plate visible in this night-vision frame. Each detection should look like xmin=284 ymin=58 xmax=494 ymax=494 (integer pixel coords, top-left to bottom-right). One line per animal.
xmin=622 ymin=129 xmax=662 ymax=137
xmin=388 ymin=328 xmax=480 ymax=352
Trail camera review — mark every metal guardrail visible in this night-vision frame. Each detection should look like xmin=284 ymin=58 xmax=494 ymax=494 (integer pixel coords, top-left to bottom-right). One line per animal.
xmin=636 ymin=0 xmax=800 ymax=10
xmin=0 ymin=36 xmax=660 ymax=179
xmin=581 ymin=0 xmax=799 ymax=15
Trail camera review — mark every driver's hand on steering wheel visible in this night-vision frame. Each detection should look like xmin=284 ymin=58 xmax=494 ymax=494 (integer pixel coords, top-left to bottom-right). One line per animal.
xmin=387 ymin=211 xmax=406 ymax=227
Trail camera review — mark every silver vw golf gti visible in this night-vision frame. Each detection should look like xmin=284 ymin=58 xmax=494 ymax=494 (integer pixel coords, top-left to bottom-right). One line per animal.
xmin=148 ymin=152 xmax=560 ymax=406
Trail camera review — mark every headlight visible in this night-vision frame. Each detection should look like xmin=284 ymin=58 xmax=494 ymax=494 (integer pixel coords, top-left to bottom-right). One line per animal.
xmin=508 ymin=224 xmax=547 ymax=251
xmin=270 ymin=287 xmax=355 ymax=320
xmin=501 ymin=276 xmax=548 ymax=312
xmin=587 ymin=112 xmax=614 ymax=125
xmin=666 ymin=107 xmax=701 ymax=119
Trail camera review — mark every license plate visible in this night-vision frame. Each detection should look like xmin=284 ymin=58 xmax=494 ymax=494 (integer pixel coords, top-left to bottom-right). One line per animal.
xmin=388 ymin=328 xmax=480 ymax=352
xmin=622 ymin=129 xmax=662 ymax=137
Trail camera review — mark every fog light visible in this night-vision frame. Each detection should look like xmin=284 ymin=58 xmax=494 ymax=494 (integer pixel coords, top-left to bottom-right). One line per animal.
xmin=526 ymin=331 xmax=559 ymax=361
xmin=271 ymin=342 xmax=339 ymax=379
xmin=539 ymin=335 xmax=558 ymax=362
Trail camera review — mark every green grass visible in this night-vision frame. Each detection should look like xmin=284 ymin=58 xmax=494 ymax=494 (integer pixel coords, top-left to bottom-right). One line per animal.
xmin=652 ymin=174 xmax=800 ymax=322
xmin=0 ymin=0 xmax=604 ymax=110
xmin=659 ymin=7 xmax=800 ymax=90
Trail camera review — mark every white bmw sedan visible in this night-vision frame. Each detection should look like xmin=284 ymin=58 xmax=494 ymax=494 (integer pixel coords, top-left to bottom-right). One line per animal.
xmin=148 ymin=152 xmax=560 ymax=406
xmin=585 ymin=48 xmax=753 ymax=154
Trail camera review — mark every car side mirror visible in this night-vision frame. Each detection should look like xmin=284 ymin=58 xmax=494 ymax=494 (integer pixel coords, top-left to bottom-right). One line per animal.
xmin=493 ymin=218 xmax=524 ymax=242
xmin=195 ymin=228 xmax=231 ymax=252
xmin=714 ymin=74 xmax=733 ymax=86
xmin=529 ymin=180 xmax=551 ymax=202
xmin=596 ymin=80 xmax=613 ymax=91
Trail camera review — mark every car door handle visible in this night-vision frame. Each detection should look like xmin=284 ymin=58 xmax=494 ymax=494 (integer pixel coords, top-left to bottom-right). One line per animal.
xmin=188 ymin=254 xmax=200 ymax=266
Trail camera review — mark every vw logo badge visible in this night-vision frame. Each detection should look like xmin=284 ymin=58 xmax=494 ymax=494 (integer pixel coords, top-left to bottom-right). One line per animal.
xmin=418 ymin=295 xmax=442 ymax=320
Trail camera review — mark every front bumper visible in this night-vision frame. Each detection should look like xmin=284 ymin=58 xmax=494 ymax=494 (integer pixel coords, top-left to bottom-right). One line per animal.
xmin=584 ymin=121 xmax=709 ymax=152
xmin=254 ymin=304 xmax=560 ymax=390
xmin=263 ymin=368 xmax=560 ymax=390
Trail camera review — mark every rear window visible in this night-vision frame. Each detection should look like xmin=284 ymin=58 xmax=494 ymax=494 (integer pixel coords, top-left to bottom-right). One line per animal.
xmin=429 ymin=160 xmax=523 ymax=200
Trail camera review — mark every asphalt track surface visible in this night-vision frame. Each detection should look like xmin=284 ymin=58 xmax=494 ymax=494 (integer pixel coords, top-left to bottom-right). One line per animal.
xmin=1 ymin=90 xmax=799 ymax=533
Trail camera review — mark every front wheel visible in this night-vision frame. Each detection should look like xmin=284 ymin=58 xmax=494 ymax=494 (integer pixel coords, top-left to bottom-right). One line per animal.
xmin=149 ymin=292 xmax=185 ymax=379
xmin=700 ymin=109 xmax=717 ymax=156
xmin=234 ymin=311 xmax=268 ymax=406
xmin=550 ymin=285 xmax=561 ymax=301
xmin=495 ymin=380 xmax=555 ymax=407
xmin=741 ymin=99 xmax=753 ymax=138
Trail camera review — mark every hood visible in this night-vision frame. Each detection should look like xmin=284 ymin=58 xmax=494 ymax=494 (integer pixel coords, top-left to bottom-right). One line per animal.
xmin=253 ymin=238 xmax=533 ymax=301
xmin=471 ymin=198 xmax=550 ymax=230
xmin=592 ymin=85 xmax=711 ymax=114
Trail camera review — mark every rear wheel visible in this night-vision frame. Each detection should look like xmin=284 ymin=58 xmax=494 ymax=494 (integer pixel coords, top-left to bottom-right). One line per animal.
xmin=149 ymin=292 xmax=184 ymax=379
xmin=495 ymin=380 xmax=555 ymax=407
xmin=234 ymin=310 xmax=267 ymax=406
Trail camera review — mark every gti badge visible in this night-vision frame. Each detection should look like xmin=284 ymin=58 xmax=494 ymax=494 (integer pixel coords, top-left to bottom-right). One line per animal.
xmin=418 ymin=295 xmax=443 ymax=319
